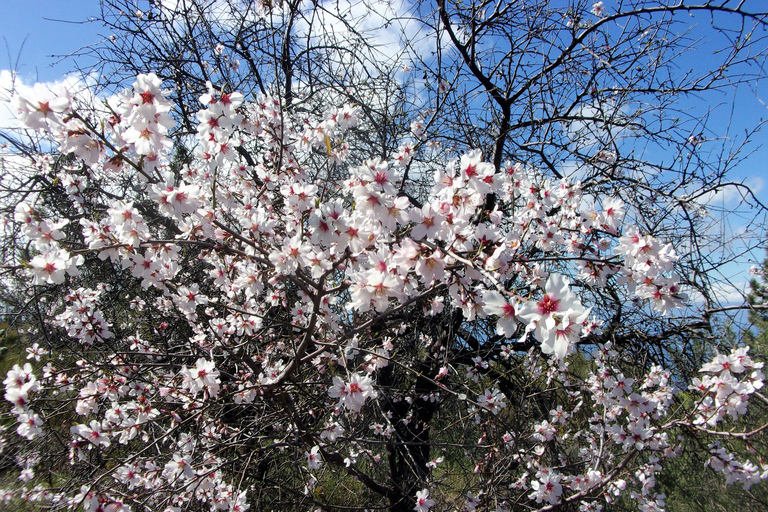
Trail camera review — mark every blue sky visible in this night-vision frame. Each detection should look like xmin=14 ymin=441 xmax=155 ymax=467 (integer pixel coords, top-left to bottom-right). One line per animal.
xmin=1 ymin=1 xmax=102 ymax=83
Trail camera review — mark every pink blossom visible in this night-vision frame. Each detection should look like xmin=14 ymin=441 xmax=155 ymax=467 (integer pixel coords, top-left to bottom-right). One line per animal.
xmin=482 ymin=290 xmax=518 ymax=337
xmin=328 ymin=373 xmax=377 ymax=413
xmin=414 ymin=489 xmax=434 ymax=512
xmin=517 ymin=274 xmax=587 ymax=358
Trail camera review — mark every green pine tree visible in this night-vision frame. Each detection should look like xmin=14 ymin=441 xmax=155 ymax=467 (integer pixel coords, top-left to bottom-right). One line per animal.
xmin=660 ymin=250 xmax=768 ymax=511
xmin=744 ymin=253 xmax=768 ymax=359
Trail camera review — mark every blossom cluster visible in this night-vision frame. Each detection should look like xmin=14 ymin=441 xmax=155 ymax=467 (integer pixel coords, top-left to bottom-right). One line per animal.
xmin=4 ymin=363 xmax=43 ymax=441
xmin=691 ymin=347 xmax=764 ymax=427
xmin=0 ymin=72 xmax=760 ymax=511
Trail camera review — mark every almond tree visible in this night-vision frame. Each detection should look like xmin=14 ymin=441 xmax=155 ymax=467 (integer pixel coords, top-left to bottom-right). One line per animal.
xmin=1 ymin=1 xmax=767 ymax=511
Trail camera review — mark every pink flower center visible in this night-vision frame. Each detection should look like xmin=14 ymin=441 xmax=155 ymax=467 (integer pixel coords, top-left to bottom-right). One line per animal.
xmin=140 ymin=90 xmax=155 ymax=104
xmin=537 ymin=295 xmax=559 ymax=315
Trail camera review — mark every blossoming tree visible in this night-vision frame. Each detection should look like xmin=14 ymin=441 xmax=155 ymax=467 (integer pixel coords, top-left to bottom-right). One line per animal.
xmin=1 ymin=1 xmax=768 ymax=511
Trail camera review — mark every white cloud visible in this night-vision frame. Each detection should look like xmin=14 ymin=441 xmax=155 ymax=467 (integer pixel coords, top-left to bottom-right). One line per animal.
xmin=565 ymin=101 xmax=634 ymax=155
xmin=693 ymin=177 xmax=765 ymax=210
xmin=159 ymin=0 xmax=267 ymax=30
xmin=712 ymin=279 xmax=752 ymax=306
xmin=295 ymin=0 xmax=437 ymax=78
xmin=0 ymin=69 xmax=99 ymax=131
xmin=684 ymin=279 xmax=752 ymax=312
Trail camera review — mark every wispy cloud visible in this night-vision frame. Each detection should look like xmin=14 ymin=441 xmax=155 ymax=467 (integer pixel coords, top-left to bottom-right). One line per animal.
xmin=693 ymin=177 xmax=765 ymax=210
xmin=0 ymin=69 xmax=99 ymax=131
